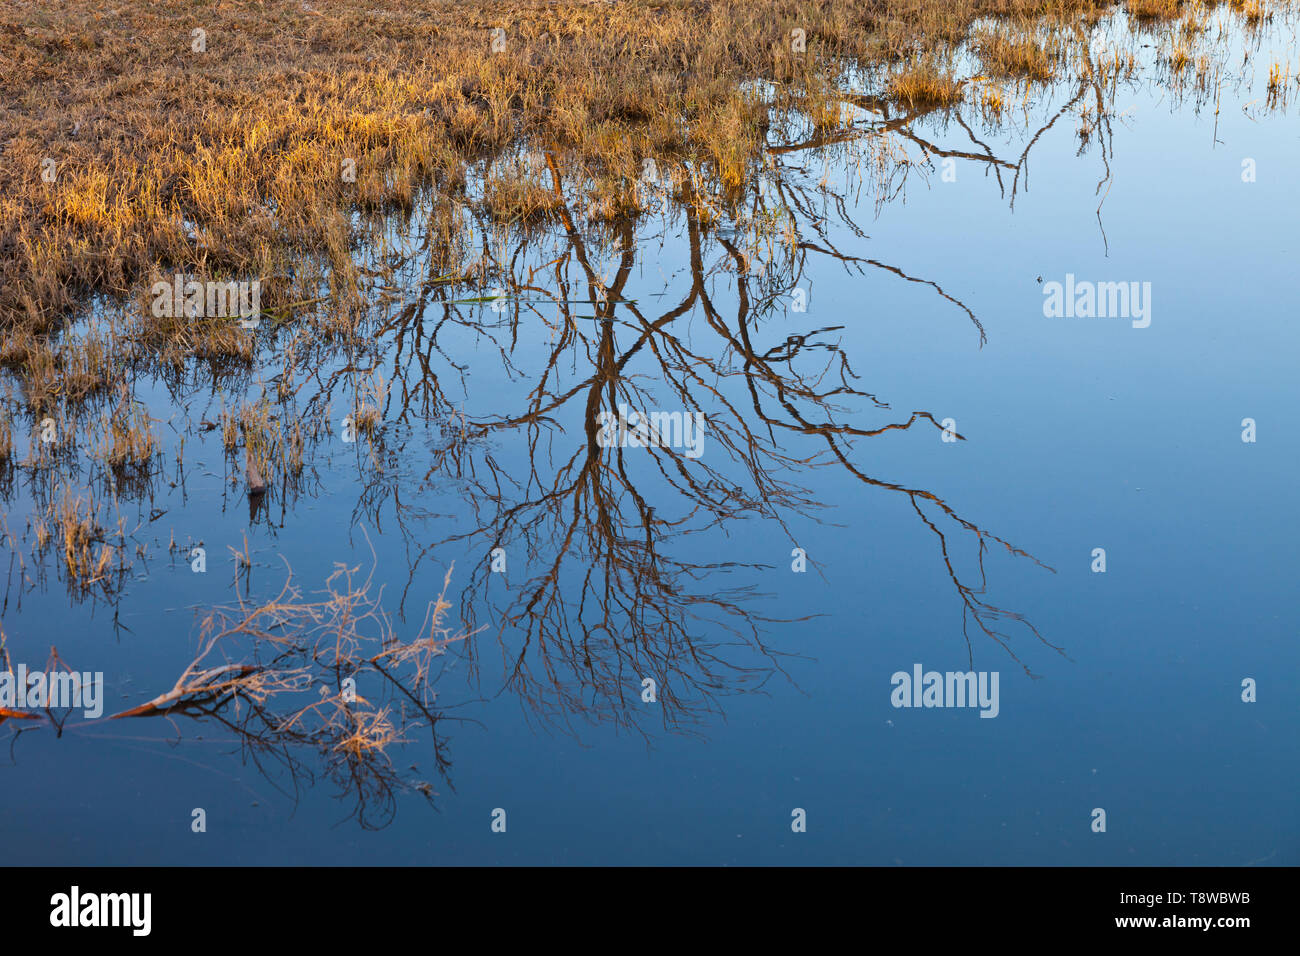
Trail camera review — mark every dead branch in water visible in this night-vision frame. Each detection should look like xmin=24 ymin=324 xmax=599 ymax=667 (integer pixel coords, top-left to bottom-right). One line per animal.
xmin=102 ymin=530 xmax=477 ymax=827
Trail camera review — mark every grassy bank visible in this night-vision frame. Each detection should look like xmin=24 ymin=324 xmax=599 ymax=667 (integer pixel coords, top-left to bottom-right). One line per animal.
xmin=2 ymin=0 xmax=1165 ymax=329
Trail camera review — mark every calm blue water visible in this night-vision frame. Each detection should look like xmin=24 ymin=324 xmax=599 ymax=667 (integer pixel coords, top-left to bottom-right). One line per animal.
xmin=2 ymin=12 xmax=1296 ymax=864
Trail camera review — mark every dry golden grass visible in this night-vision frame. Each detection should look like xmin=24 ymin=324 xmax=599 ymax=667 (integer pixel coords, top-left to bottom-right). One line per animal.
xmin=889 ymin=56 xmax=967 ymax=108
xmin=54 ymin=487 xmax=115 ymax=588
xmin=973 ymin=28 xmax=1058 ymax=81
xmin=286 ymin=420 xmax=305 ymax=475
xmin=1241 ymin=0 xmax=1269 ymax=20
xmin=484 ymin=160 xmax=569 ymax=225
xmin=0 ymin=408 xmax=12 ymax=464
xmin=99 ymin=399 xmax=157 ymax=471
xmin=237 ymin=395 xmax=278 ymax=489
xmin=352 ymin=375 xmax=386 ymax=436
xmin=975 ymin=79 xmax=1009 ymax=119
xmin=1127 ymin=0 xmax=1185 ymax=18
xmin=1266 ymin=59 xmax=1292 ymax=105
xmin=4 ymin=0 xmax=1138 ymax=341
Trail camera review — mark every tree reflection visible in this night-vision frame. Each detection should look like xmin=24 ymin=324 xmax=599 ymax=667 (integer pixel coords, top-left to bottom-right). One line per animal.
xmin=2 ymin=72 xmax=1128 ymax=827
xmin=342 ymin=95 xmax=1096 ymax=744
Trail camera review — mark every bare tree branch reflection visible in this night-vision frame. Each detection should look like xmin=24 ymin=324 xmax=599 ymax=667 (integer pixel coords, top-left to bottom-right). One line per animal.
xmin=319 ymin=122 xmax=1075 ymax=748
xmin=1 ymin=57 xmax=1136 ymax=822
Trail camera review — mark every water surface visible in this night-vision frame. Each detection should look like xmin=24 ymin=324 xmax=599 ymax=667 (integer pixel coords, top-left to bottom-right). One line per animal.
xmin=2 ymin=11 xmax=1297 ymax=865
